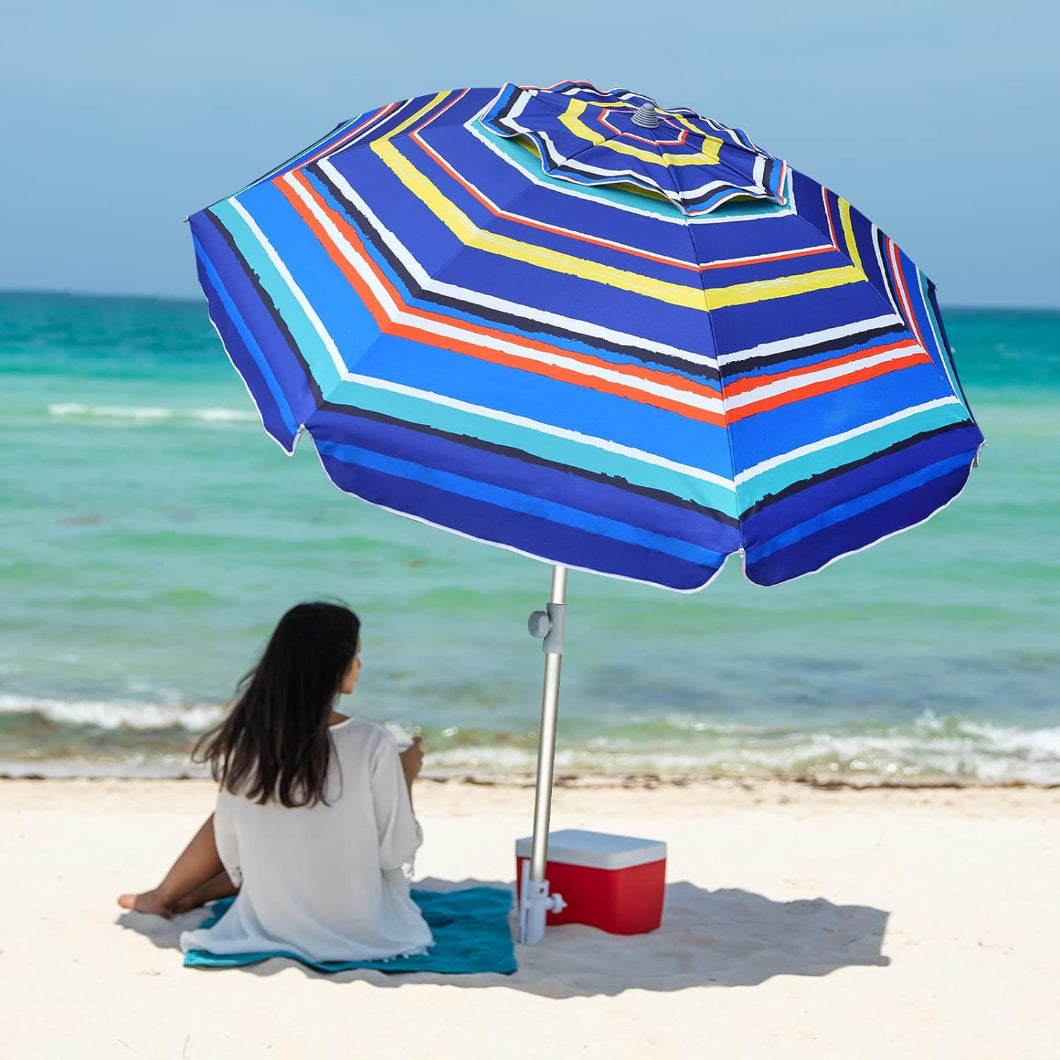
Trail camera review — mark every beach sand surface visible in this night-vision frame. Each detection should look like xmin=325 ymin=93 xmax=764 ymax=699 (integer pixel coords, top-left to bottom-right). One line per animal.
xmin=1 ymin=778 xmax=1056 ymax=1059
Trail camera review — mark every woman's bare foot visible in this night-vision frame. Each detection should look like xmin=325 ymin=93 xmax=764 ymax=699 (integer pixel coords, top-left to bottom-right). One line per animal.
xmin=117 ymin=888 xmax=174 ymax=917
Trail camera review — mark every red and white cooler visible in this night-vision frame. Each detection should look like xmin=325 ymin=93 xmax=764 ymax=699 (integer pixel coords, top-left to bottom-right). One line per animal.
xmin=515 ymin=829 xmax=666 ymax=935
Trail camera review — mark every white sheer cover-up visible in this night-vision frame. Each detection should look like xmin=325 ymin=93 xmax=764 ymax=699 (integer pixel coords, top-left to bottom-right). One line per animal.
xmin=180 ymin=717 xmax=432 ymax=963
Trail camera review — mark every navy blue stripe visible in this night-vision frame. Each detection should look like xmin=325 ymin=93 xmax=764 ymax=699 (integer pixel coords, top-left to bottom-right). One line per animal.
xmin=747 ymin=462 xmax=974 ymax=586
xmin=740 ymin=424 xmax=982 ymax=545
xmin=192 ymin=210 xmax=320 ymax=428
xmin=739 ymin=420 xmax=978 ymax=521
xmin=191 ymin=232 xmax=298 ymax=449
xmin=316 ymin=453 xmax=724 ymax=591
xmin=309 ymin=405 xmax=742 ymax=547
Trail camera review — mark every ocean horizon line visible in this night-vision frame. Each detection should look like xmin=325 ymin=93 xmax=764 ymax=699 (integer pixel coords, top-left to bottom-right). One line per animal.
xmin=3 ymin=287 xmax=1060 ymax=316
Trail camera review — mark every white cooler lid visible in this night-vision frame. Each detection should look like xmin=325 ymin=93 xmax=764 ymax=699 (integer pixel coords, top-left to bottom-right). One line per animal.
xmin=515 ymin=828 xmax=666 ymax=869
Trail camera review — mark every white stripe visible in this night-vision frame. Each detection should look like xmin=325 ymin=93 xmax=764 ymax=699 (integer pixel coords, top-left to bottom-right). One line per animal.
xmin=341 ymin=370 xmax=735 ymax=490
xmin=303 ymin=100 xmax=409 ymax=163
xmin=724 ymin=345 xmax=923 ymax=410
xmin=871 ymin=224 xmax=904 ymax=318
xmin=228 ymin=198 xmax=347 ymax=377
xmin=734 ymin=398 xmax=961 ymax=484
xmin=318 ymin=159 xmax=722 ymax=368
xmin=915 ymin=268 xmax=962 ymax=398
xmin=309 ymin=474 xmax=733 ymax=597
xmin=230 ymin=194 xmax=735 ymax=492
xmin=740 ymin=440 xmax=980 ymax=587
xmin=507 ymin=88 xmax=533 ymax=124
xmin=414 ymin=129 xmax=811 ymax=272
xmin=466 ymin=106 xmax=797 ymax=228
xmin=413 ymin=135 xmax=717 ymax=271
xmin=502 ymin=120 xmax=777 ymax=205
xmin=889 ymin=239 xmax=920 ymax=338
xmin=718 ymin=314 xmax=903 ymax=366
xmin=286 ymin=172 xmax=724 ymax=413
xmin=255 ymin=99 xmax=418 ymax=189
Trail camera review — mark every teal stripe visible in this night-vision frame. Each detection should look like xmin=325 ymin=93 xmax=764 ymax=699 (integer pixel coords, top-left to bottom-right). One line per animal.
xmin=216 ymin=196 xmax=738 ymax=517
xmin=484 ymin=132 xmax=792 ymax=223
xmin=918 ymin=269 xmax=964 ymax=406
xmin=194 ymin=233 xmax=299 ymax=442
xmin=210 ymin=198 xmax=348 ymax=399
xmin=321 ymin=378 xmax=739 ymax=517
xmin=737 ymin=401 xmax=968 ymax=509
xmin=316 ymin=438 xmax=728 ymax=567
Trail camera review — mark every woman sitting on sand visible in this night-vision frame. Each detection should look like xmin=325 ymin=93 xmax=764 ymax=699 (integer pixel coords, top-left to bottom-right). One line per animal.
xmin=118 ymin=601 xmax=432 ymax=963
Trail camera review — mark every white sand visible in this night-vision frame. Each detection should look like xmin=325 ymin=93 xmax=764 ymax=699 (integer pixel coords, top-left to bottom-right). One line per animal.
xmin=1 ymin=778 xmax=1057 ymax=1059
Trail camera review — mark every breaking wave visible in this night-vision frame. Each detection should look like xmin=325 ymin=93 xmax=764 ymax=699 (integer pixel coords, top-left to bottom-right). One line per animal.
xmin=2 ymin=698 xmax=1058 ymax=784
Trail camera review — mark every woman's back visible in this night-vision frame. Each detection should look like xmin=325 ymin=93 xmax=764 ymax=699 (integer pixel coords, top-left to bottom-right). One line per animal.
xmin=180 ymin=718 xmax=432 ymax=963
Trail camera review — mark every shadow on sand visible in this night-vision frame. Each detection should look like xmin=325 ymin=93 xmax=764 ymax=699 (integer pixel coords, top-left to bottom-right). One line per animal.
xmin=117 ymin=876 xmax=889 ymax=997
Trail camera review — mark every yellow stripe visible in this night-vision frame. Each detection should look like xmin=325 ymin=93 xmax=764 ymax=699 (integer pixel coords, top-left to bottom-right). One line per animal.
xmin=558 ymin=99 xmax=723 ymax=167
xmin=369 ymin=127 xmax=869 ymax=312
xmin=670 ymin=112 xmax=716 ymax=139
xmin=702 ymin=195 xmax=868 ymax=309
xmin=389 ymin=91 xmax=453 ymax=137
xmin=703 ymin=264 xmax=865 ymax=310
xmin=838 ymin=197 xmax=864 ymax=274
xmin=373 ymin=138 xmax=712 ymax=310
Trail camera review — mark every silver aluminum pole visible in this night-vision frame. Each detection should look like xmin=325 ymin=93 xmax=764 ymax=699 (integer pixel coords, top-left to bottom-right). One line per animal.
xmin=529 ymin=564 xmax=567 ymax=883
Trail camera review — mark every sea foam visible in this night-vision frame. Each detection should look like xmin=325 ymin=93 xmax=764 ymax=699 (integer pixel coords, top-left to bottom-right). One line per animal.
xmin=47 ymin=403 xmax=257 ymax=423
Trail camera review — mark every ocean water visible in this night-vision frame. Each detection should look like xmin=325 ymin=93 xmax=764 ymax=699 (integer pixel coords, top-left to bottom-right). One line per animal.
xmin=2 ymin=292 xmax=1058 ymax=782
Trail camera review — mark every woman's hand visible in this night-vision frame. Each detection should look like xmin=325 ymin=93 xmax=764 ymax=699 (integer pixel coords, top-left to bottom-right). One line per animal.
xmin=400 ymin=736 xmax=423 ymax=786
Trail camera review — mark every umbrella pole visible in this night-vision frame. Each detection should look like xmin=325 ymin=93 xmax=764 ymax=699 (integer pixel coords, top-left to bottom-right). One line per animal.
xmin=519 ymin=563 xmax=569 ymax=944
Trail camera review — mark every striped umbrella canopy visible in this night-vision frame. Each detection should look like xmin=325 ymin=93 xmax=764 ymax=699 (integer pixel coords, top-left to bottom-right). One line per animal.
xmin=189 ymin=81 xmax=983 ymax=592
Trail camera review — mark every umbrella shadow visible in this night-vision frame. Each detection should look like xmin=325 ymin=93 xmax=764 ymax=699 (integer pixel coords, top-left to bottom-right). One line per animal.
xmin=509 ymin=879 xmax=891 ymax=997
xmin=117 ymin=876 xmax=889 ymax=995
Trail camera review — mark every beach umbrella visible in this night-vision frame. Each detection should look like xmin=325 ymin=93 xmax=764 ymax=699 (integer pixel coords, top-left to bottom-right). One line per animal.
xmin=187 ymin=81 xmax=984 ymax=943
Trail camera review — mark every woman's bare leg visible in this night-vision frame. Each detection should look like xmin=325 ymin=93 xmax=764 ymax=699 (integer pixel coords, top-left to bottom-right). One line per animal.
xmin=118 ymin=813 xmax=230 ymax=916
xmin=170 ymin=869 xmax=240 ymax=913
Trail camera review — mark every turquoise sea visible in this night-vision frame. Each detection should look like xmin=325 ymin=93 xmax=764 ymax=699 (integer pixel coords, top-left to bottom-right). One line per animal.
xmin=2 ymin=292 xmax=1058 ymax=782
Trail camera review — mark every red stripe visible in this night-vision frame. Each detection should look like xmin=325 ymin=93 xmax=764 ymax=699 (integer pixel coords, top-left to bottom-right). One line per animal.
xmin=727 ymin=350 xmax=932 ymax=422
xmin=275 ymin=171 xmax=728 ymax=425
xmin=822 ymin=187 xmax=839 ymax=247
xmin=722 ymin=338 xmax=923 ymax=398
xmin=301 ymin=102 xmax=400 ymax=169
xmin=888 ymin=238 xmax=928 ymax=353
xmin=405 ymin=113 xmax=838 ymax=274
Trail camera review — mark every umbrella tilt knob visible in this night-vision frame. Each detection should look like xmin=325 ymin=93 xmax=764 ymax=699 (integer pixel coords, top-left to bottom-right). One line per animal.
xmin=528 ymin=603 xmax=566 ymax=654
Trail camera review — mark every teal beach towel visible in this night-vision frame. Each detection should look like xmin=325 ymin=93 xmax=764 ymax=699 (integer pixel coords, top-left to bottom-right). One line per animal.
xmin=183 ymin=886 xmax=517 ymax=974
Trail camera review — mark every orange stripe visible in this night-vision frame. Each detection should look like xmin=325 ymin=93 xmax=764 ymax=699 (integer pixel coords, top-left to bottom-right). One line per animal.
xmin=727 ymin=351 xmax=932 ymax=422
xmin=274 ymin=178 xmax=392 ymax=331
xmin=722 ymin=338 xmax=923 ymax=398
xmin=275 ymin=172 xmax=729 ymax=425
xmin=284 ymin=170 xmax=707 ymax=392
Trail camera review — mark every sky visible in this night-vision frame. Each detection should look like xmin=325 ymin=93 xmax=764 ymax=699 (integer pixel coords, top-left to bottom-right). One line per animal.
xmin=2 ymin=0 xmax=1057 ymax=308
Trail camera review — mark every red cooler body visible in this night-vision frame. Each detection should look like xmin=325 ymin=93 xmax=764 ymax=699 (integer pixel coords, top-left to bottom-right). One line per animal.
xmin=515 ymin=829 xmax=666 ymax=935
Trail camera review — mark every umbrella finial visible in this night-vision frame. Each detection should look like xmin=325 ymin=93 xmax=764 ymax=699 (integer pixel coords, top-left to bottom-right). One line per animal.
xmin=631 ymin=102 xmax=660 ymax=128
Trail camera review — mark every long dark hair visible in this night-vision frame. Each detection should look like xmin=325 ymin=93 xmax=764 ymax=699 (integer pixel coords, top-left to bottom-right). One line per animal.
xmin=194 ymin=602 xmax=361 ymax=808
